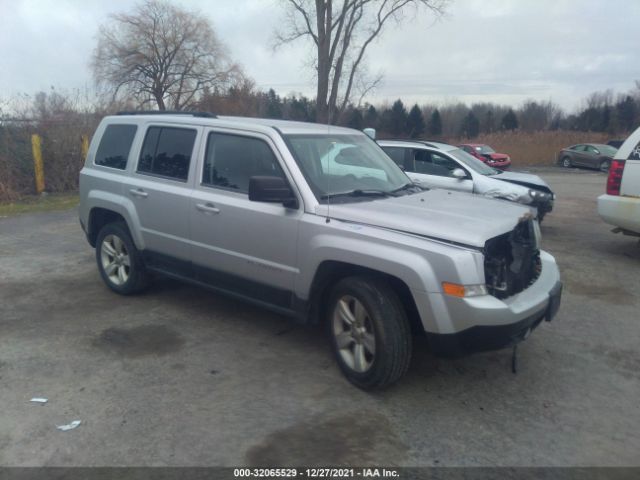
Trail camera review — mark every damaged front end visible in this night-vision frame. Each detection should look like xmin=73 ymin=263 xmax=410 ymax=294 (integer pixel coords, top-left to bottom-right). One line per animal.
xmin=484 ymin=217 xmax=542 ymax=299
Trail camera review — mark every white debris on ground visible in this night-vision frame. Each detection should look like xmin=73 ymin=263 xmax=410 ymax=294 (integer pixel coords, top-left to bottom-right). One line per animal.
xmin=56 ymin=420 xmax=81 ymax=431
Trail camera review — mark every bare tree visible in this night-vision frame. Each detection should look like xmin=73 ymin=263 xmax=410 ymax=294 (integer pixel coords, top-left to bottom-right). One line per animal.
xmin=276 ymin=0 xmax=448 ymax=123
xmin=92 ymin=0 xmax=240 ymax=110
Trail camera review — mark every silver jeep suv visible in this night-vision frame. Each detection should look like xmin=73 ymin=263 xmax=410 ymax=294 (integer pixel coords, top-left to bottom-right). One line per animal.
xmin=79 ymin=112 xmax=562 ymax=389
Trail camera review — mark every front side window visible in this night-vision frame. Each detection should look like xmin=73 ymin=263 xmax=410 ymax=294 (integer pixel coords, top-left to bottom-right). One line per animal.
xmin=448 ymin=148 xmax=497 ymax=175
xmin=94 ymin=124 xmax=137 ymax=170
xmin=202 ymin=132 xmax=285 ymax=193
xmin=413 ymin=150 xmax=460 ymax=177
xmin=381 ymin=147 xmax=406 ymax=168
xmin=137 ymin=127 xmax=196 ymax=181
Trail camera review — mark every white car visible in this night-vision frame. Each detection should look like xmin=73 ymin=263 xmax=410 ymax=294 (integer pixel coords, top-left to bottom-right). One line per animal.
xmin=598 ymin=129 xmax=640 ymax=236
xmin=378 ymin=140 xmax=555 ymax=221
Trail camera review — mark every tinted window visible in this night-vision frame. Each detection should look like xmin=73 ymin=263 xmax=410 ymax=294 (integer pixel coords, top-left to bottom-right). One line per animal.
xmin=203 ymin=133 xmax=285 ymax=193
xmin=137 ymin=127 xmax=196 ymax=181
xmin=413 ymin=150 xmax=461 ymax=177
xmin=381 ymin=147 xmax=406 ymax=167
xmin=95 ymin=124 xmax=137 ymax=170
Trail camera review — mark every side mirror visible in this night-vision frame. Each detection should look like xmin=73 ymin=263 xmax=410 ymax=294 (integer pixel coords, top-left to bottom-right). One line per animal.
xmin=452 ymin=168 xmax=467 ymax=179
xmin=363 ymin=128 xmax=376 ymax=140
xmin=249 ymin=176 xmax=298 ymax=209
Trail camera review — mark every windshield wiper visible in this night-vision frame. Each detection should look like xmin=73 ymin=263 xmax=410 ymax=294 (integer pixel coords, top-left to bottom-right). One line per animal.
xmin=390 ymin=182 xmax=422 ymax=194
xmin=320 ymin=189 xmax=398 ymax=200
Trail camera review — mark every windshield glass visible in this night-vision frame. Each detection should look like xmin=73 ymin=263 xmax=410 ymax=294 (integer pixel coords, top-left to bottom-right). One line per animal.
xmin=598 ymin=145 xmax=618 ymax=156
xmin=449 ymin=148 xmax=499 ymax=175
xmin=284 ymin=134 xmax=411 ymax=203
xmin=476 ymin=145 xmax=495 ymax=154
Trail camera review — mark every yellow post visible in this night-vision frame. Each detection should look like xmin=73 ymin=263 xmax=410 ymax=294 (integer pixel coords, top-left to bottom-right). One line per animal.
xmin=31 ymin=134 xmax=45 ymax=194
xmin=81 ymin=134 xmax=89 ymax=161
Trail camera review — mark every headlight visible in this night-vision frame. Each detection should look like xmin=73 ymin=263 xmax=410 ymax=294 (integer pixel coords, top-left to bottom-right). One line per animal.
xmin=529 ymin=189 xmax=550 ymax=201
xmin=442 ymin=282 xmax=488 ymax=298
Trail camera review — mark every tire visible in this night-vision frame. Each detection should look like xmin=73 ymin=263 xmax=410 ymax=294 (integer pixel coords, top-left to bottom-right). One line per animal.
xmin=599 ymin=159 xmax=611 ymax=172
xmin=327 ymin=276 xmax=412 ymax=390
xmin=537 ymin=211 xmax=545 ymax=224
xmin=561 ymin=156 xmax=572 ymax=168
xmin=95 ymin=222 xmax=149 ymax=295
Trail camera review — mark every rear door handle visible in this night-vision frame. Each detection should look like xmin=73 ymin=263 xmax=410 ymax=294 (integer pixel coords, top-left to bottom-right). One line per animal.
xmin=129 ymin=188 xmax=148 ymax=198
xmin=196 ymin=203 xmax=220 ymax=214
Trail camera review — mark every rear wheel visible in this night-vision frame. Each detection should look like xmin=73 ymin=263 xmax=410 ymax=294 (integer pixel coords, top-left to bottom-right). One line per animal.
xmin=599 ymin=159 xmax=611 ymax=172
xmin=561 ymin=156 xmax=572 ymax=168
xmin=327 ymin=276 xmax=412 ymax=390
xmin=96 ymin=222 xmax=149 ymax=295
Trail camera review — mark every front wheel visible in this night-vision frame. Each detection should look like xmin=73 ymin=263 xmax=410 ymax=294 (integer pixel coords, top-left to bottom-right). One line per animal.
xmin=328 ymin=276 xmax=412 ymax=390
xmin=599 ymin=159 xmax=611 ymax=172
xmin=96 ymin=222 xmax=149 ymax=295
xmin=561 ymin=156 xmax=572 ymax=168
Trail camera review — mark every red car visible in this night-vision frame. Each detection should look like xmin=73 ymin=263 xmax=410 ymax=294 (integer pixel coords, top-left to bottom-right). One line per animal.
xmin=459 ymin=143 xmax=511 ymax=170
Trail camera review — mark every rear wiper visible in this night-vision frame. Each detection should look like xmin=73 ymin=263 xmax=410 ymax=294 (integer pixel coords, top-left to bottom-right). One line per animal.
xmin=320 ymin=189 xmax=398 ymax=200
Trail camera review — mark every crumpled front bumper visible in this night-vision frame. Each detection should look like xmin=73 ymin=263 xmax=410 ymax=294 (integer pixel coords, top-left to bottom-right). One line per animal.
xmin=411 ymin=250 xmax=562 ymax=357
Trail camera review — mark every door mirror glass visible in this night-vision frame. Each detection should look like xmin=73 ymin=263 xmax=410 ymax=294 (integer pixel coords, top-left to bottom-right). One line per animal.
xmin=248 ymin=176 xmax=298 ymax=208
xmin=452 ymin=168 xmax=467 ymax=179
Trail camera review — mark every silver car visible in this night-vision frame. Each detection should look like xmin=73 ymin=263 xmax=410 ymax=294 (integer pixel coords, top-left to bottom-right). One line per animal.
xmin=79 ymin=113 xmax=562 ymax=389
xmin=379 ymin=140 xmax=555 ymax=221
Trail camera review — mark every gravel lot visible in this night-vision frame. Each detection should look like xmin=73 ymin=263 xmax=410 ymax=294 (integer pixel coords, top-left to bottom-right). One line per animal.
xmin=1 ymin=167 xmax=639 ymax=467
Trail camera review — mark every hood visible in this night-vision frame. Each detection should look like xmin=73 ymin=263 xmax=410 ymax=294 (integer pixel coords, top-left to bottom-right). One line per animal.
xmin=316 ymin=189 xmax=534 ymax=248
xmin=494 ymin=171 xmax=553 ymax=192
xmin=486 ymin=153 xmax=509 ymax=160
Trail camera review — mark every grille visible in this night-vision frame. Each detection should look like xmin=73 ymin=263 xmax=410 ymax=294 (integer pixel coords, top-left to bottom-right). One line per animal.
xmin=484 ymin=219 xmax=541 ymax=299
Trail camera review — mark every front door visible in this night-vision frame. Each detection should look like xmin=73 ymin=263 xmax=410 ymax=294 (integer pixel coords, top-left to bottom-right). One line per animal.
xmin=189 ymin=129 xmax=301 ymax=308
xmin=406 ymin=148 xmax=474 ymax=193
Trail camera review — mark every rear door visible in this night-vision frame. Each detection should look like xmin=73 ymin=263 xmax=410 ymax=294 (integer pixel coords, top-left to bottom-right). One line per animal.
xmin=123 ymin=124 xmax=202 ymax=273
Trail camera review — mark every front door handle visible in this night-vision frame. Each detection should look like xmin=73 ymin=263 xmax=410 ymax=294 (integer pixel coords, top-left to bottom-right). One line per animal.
xmin=129 ymin=188 xmax=148 ymax=198
xmin=196 ymin=203 xmax=220 ymax=214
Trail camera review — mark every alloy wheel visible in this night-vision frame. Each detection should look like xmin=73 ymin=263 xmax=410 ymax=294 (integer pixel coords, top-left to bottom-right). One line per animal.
xmin=332 ymin=295 xmax=376 ymax=373
xmin=100 ymin=234 xmax=130 ymax=286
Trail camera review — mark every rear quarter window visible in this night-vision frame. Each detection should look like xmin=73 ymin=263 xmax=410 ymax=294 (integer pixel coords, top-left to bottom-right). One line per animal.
xmin=94 ymin=124 xmax=138 ymax=170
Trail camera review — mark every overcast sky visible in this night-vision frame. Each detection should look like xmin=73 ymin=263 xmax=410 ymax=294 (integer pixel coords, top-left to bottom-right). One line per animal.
xmin=1 ymin=0 xmax=638 ymax=112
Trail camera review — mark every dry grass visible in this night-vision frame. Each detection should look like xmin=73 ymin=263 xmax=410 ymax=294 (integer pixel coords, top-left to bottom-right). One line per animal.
xmin=0 ymin=193 xmax=79 ymax=217
xmin=447 ymin=130 xmax=617 ymax=167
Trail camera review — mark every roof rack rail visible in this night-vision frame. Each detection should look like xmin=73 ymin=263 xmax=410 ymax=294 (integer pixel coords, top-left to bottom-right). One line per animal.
xmin=116 ymin=110 xmax=217 ymax=118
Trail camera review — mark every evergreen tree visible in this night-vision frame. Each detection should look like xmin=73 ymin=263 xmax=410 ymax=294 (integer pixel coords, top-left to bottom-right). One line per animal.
xmin=428 ymin=109 xmax=442 ymax=136
xmin=616 ymin=96 xmax=637 ymax=132
xmin=460 ymin=111 xmax=480 ymax=138
xmin=363 ymin=104 xmax=379 ymax=129
xmin=407 ymin=104 xmax=426 ymax=138
xmin=345 ymin=107 xmax=364 ymax=130
xmin=265 ymin=89 xmax=283 ymax=119
xmin=501 ymin=109 xmax=519 ymax=130
xmin=388 ymin=99 xmax=408 ymax=136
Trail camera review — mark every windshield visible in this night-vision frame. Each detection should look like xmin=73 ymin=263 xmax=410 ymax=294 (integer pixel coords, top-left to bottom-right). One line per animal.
xmin=476 ymin=145 xmax=495 ymax=154
xmin=284 ymin=134 xmax=412 ymax=203
xmin=598 ymin=145 xmax=618 ymax=156
xmin=448 ymin=148 xmax=499 ymax=175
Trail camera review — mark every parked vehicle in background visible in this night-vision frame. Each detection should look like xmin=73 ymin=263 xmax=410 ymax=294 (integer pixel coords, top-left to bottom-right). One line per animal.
xmin=379 ymin=140 xmax=555 ymax=221
xmin=598 ymin=130 xmax=640 ymax=236
xmin=459 ymin=143 xmax=511 ymax=170
xmin=79 ymin=113 xmax=562 ymax=390
xmin=558 ymin=143 xmax=617 ymax=171
xmin=607 ymin=140 xmax=625 ymax=149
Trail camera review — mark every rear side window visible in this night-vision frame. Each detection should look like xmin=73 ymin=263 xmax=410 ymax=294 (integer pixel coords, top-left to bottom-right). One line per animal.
xmin=202 ymin=133 xmax=285 ymax=193
xmin=138 ymin=127 xmax=196 ymax=181
xmin=94 ymin=124 xmax=137 ymax=170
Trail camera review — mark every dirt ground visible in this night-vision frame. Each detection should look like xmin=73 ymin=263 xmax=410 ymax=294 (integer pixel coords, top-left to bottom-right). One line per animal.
xmin=1 ymin=167 xmax=639 ymax=467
